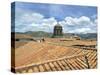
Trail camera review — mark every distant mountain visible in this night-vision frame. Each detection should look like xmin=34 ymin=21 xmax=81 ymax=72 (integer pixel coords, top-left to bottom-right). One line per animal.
xmin=63 ymin=33 xmax=97 ymax=39
xmin=77 ymin=33 xmax=97 ymax=40
xmin=25 ymin=31 xmax=53 ymax=37
xmin=13 ymin=31 xmax=97 ymax=40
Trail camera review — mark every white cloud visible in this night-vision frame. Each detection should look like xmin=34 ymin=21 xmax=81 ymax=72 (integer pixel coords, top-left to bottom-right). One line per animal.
xmin=42 ymin=17 xmax=57 ymax=27
xmin=64 ymin=17 xmax=76 ymax=25
xmin=63 ymin=16 xmax=91 ymax=26
xmin=69 ymin=28 xmax=91 ymax=33
xmin=15 ymin=12 xmax=97 ymax=33
xmin=78 ymin=16 xmax=90 ymax=22
xmin=76 ymin=16 xmax=91 ymax=26
xmin=20 ymin=13 xmax=44 ymax=24
xmin=15 ymin=12 xmax=57 ymax=32
xmin=59 ymin=16 xmax=97 ymax=33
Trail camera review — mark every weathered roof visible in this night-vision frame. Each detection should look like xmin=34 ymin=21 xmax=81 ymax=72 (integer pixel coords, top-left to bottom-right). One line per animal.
xmin=15 ymin=33 xmax=33 ymax=39
xmin=15 ymin=42 xmax=84 ymax=67
xmin=12 ymin=38 xmax=97 ymax=73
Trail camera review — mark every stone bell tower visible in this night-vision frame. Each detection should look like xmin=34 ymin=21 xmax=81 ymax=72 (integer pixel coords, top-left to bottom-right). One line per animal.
xmin=52 ymin=23 xmax=63 ymax=38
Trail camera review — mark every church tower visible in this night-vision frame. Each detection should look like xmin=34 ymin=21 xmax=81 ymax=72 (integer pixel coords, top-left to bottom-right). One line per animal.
xmin=52 ymin=23 xmax=63 ymax=38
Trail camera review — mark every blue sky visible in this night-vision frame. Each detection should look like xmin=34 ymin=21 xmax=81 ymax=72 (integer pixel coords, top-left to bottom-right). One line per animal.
xmin=11 ymin=2 xmax=97 ymax=33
